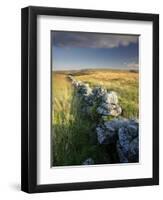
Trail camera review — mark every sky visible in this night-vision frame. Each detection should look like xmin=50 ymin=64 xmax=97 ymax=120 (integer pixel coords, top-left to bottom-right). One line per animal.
xmin=51 ymin=31 xmax=139 ymax=71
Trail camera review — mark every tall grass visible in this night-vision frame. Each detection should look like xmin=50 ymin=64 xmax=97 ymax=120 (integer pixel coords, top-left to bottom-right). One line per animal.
xmin=52 ymin=74 xmax=102 ymax=166
xmin=52 ymin=69 xmax=139 ymax=166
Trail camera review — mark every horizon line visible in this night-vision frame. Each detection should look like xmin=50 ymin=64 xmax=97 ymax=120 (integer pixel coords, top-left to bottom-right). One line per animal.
xmin=52 ymin=67 xmax=139 ymax=72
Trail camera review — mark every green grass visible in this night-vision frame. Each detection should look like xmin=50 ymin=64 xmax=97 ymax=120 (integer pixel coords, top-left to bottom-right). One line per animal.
xmin=52 ymin=69 xmax=139 ymax=166
xmin=52 ymin=73 xmax=99 ymax=166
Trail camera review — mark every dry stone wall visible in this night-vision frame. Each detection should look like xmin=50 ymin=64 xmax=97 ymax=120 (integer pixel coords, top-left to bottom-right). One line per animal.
xmin=68 ymin=75 xmax=139 ymax=164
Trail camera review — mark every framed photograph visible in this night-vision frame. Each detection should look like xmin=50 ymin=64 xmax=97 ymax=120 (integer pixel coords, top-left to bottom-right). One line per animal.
xmin=21 ymin=6 xmax=159 ymax=193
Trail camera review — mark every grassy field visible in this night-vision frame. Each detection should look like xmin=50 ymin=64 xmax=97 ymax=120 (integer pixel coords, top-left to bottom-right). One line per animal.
xmin=52 ymin=69 xmax=139 ymax=166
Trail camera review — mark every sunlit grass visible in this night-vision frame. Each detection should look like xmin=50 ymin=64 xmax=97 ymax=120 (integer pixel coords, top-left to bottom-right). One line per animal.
xmin=52 ymin=73 xmax=98 ymax=166
xmin=74 ymin=70 xmax=139 ymax=119
xmin=52 ymin=69 xmax=139 ymax=166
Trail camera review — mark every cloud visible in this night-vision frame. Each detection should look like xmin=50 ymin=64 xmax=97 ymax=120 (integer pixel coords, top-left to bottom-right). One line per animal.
xmin=52 ymin=31 xmax=138 ymax=49
xmin=127 ymin=62 xmax=139 ymax=69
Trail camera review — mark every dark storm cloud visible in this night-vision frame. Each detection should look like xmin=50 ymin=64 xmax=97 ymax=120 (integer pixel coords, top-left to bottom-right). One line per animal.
xmin=52 ymin=31 xmax=138 ymax=49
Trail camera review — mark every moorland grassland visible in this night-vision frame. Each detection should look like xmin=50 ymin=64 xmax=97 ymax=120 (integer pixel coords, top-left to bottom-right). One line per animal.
xmin=52 ymin=69 xmax=139 ymax=166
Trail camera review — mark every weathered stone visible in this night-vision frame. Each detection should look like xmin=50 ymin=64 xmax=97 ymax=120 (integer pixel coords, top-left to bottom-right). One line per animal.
xmin=97 ymin=103 xmax=122 ymax=117
xmin=102 ymin=91 xmax=118 ymax=105
xmin=96 ymin=126 xmax=106 ymax=144
xmin=92 ymin=87 xmax=107 ymax=99
xmin=82 ymin=158 xmax=94 ymax=165
xmin=128 ymin=137 xmax=139 ymax=162
xmin=117 ymin=142 xmax=128 ymax=163
xmin=96 ymin=91 xmax=122 ymax=117
xmin=104 ymin=119 xmax=125 ymax=130
xmin=77 ymin=84 xmax=92 ymax=96
xmin=96 ymin=122 xmax=117 ymax=145
xmin=127 ymin=123 xmax=138 ymax=138
xmin=116 ymin=124 xmax=139 ymax=162
xmin=118 ymin=127 xmax=130 ymax=156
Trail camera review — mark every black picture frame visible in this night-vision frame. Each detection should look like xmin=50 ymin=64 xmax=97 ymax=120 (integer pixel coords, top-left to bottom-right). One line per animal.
xmin=21 ymin=6 xmax=159 ymax=193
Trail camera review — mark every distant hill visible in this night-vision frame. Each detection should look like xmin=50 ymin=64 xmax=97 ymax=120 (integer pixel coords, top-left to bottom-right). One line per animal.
xmin=53 ymin=68 xmax=139 ymax=76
